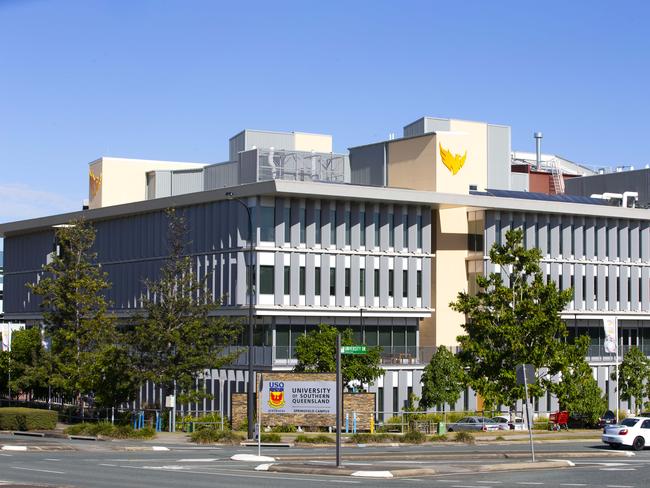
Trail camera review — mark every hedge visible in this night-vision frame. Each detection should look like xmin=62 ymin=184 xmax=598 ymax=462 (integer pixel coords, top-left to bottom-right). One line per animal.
xmin=0 ymin=408 xmax=57 ymax=431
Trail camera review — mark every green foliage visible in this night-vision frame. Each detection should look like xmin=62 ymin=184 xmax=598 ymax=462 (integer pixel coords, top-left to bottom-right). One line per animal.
xmin=129 ymin=209 xmax=242 ymax=398
xmin=271 ymin=424 xmax=297 ymax=433
xmin=402 ymin=430 xmax=427 ymax=444
xmin=294 ymin=434 xmax=334 ymax=443
xmin=552 ymin=336 xmax=606 ymax=424
xmin=0 ymin=408 xmax=57 ymax=431
xmin=293 ymin=324 xmax=382 ymax=387
xmin=430 ymin=434 xmax=448 ymax=442
xmin=454 ymin=431 xmax=475 ymax=444
xmin=615 ymin=346 xmax=650 ymax=414
xmin=260 ymin=432 xmax=281 ymax=442
xmin=349 ymin=433 xmax=398 ymax=443
xmin=88 ymin=345 xmax=139 ymax=409
xmin=495 ymin=435 xmax=506 ymax=441
xmin=28 ymin=220 xmax=128 ymax=408
xmin=2 ymin=329 xmax=50 ymax=399
xmin=190 ymin=428 xmax=244 ymax=444
xmin=420 ymin=346 xmax=466 ymax=411
xmin=64 ymin=422 xmax=156 ymax=439
xmin=451 ymin=228 xmax=575 ymax=408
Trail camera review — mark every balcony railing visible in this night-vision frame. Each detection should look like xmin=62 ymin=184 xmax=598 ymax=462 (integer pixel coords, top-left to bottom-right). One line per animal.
xmin=257 ymin=149 xmax=347 ymax=184
xmin=586 ymin=344 xmax=650 ymax=362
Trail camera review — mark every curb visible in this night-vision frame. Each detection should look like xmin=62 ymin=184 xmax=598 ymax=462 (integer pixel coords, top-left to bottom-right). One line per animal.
xmin=478 ymin=460 xmax=575 ymax=472
xmin=1 ymin=444 xmax=75 ymax=452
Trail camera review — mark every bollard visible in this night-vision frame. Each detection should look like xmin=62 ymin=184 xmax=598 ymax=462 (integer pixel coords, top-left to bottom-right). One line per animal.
xmin=370 ymin=415 xmax=375 ymax=434
xmin=353 ymin=412 xmax=357 ymax=434
xmin=345 ymin=413 xmax=349 ymax=433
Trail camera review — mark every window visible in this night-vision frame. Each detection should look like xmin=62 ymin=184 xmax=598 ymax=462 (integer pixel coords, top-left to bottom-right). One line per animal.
xmin=259 ymin=207 xmax=275 ymax=241
xmin=259 ymin=266 xmax=274 ymax=294
xmin=330 ymin=209 xmax=337 ymax=246
xmin=299 ymin=267 xmax=305 ymax=295
xmin=360 ymin=211 xmax=366 ymax=247
xmin=314 ymin=209 xmax=321 ymax=245
xmin=403 ymin=270 xmax=408 ymax=297
xmin=403 ymin=214 xmax=408 ymax=248
xmin=393 ymin=387 xmax=399 ymax=415
xmin=299 ymin=207 xmax=306 ymax=244
xmin=374 ymin=269 xmax=380 ymax=297
xmin=377 ymin=387 xmax=384 ymax=421
xmin=389 ymin=214 xmax=395 ymax=247
xmin=330 ymin=268 xmax=336 ymax=296
xmin=284 ymin=266 xmax=290 ymax=294
xmin=417 ymin=271 xmax=422 ymax=298
xmin=345 ymin=210 xmax=351 ymax=246
xmin=283 ymin=207 xmax=291 ymax=243
xmin=345 ymin=268 xmax=350 ymax=296
xmin=373 ymin=212 xmax=380 ymax=247
xmin=360 ymin=268 xmax=365 ymax=296
xmin=416 ymin=215 xmax=423 ymax=248
xmin=315 ymin=267 xmax=321 ymax=295
xmin=388 ymin=269 xmax=394 ymax=297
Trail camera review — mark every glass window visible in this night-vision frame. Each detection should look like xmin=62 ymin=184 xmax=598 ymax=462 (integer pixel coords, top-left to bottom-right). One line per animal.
xmin=360 ymin=211 xmax=366 ymax=247
xmin=389 ymin=214 xmax=395 ymax=247
xmin=330 ymin=209 xmax=337 ymax=246
xmin=388 ymin=269 xmax=394 ymax=297
xmin=330 ymin=268 xmax=336 ymax=296
xmin=284 ymin=266 xmax=290 ymax=295
xmin=259 ymin=265 xmax=274 ymax=294
xmin=403 ymin=214 xmax=408 ymax=248
xmin=379 ymin=328 xmax=391 ymax=348
xmin=417 ymin=270 xmax=422 ymax=298
xmin=314 ymin=209 xmax=321 ymax=245
xmin=259 ymin=207 xmax=275 ymax=242
xmin=299 ymin=207 xmax=306 ymax=244
xmin=374 ymin=269 xmax=380 ymax=297
xmin=283 ymin=207 xmax=291 ymax=243
xmin=360 ymin=268 xmax=365 ymax=296
xmin=393 ymin=326 xmax=405 ymax=348
xmin=373 ymin=212 xmax=380 ymax=247
xmin=403 ymin=270 xmax=408 ymax=297
xmin=276 ymin=324 xmax=289 ymax=348
xmin=299 ymin=266 xmax=305 ymax=295
xmin=345 ymin=210 xmax=351 ymax=246
xmin=315 ymin=267 xmax=321 ymax=295
xmin=365 ymin=326 xmax=378 ymax=346
xmin=417 ymin=215 xmax=423 ymax=248
xmin=345 ymin=268 xmax=350 ymax=296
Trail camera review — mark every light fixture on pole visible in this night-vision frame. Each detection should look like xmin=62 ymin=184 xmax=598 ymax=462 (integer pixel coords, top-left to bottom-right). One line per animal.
xmin=225 ymin=191 xmax=256 ymax=440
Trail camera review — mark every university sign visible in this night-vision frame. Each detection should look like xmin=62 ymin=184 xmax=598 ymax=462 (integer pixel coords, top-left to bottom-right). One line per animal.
xmin=261 ymin=380 xmax=336 ymax=414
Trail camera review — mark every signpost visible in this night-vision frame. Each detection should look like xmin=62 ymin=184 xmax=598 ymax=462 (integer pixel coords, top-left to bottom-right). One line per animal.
xmin=516 ymin=364 xmax=536 ymax=463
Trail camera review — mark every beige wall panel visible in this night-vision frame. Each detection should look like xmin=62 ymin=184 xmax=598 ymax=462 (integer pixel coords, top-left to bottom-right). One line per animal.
xmin=386 ymin=134 xmax=437 ymax=191
xmin=293 ymin=133 xmax=333 ymax=153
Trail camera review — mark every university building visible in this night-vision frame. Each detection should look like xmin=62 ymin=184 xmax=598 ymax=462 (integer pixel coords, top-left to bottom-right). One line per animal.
xmin=1 ymin=116 xmax=649 ymax=417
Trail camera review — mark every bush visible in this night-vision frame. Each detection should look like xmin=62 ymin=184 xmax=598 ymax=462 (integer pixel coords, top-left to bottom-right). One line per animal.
xmin=271 ymin=424 xmax=297 ymax=433
xmin=454 ymin=431 xmax=475 ymax=444
xmin=63 ymin=422 xmax=156 ymax=440
xmin=402 ymin=430 xmax=426 ymax=444
xmin=260 ymin=432 xmax=281 ymax=443
xmin=349 ymin=433 xmax=398 ymax=443
xmin=294 ymin=434 xmax=334 ymax=444
xmin=495 ymin=435 xmax=505 ymax=441
xmin=430 ymin=434 xmax=447 ymax=442
xmin=190 ymin=428 xmax=244 ymax=444
xmin=0 ymin=408 xmax=57 ymax=431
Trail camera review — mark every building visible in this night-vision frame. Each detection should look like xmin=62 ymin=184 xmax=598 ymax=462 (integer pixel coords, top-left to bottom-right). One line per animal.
xmin=1 ymin=117 xmax=649 ymax=417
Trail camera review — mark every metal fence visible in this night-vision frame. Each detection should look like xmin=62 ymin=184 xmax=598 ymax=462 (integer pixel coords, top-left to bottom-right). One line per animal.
xmin=257 ymin=149 xmax=347 ymax=184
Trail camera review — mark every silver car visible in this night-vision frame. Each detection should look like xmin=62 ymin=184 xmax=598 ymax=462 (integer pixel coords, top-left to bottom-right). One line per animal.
xmin=446 ymin=416 xmax=500 ymax=432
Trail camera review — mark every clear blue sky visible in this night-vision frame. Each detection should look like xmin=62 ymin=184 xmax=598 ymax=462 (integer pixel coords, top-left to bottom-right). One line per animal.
xmin=1 ymin=0 xmax=649 ymax=224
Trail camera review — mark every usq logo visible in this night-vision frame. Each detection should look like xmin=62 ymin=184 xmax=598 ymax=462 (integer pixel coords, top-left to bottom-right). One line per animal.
xmin=89 ymin=170 xmax=102 ymax=199
xmin=268 ymin=381 xmax=285 ymax=409
xmin=439 ymin=143 xmax=467 ymax=175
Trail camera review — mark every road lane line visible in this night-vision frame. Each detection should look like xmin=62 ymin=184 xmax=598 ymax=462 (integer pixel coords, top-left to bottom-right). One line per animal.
xmin=11 ymin=466 xmax=65 ymax=474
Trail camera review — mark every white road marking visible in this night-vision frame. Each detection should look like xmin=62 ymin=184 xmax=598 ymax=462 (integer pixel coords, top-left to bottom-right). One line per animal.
xmin=176 ymin=458 xmax=218 ymax=462
xmin=99 ymin=463 xmax=117 ymax=467
xmin=0 ymin=454 xmax=12 ymax=457
xmin=600 ymin=468 xmax=636 ymax=471
xmin=11 ymin=466 xmax=65 ymax=474
xmin=606 ymin=485 xmax=633 ymax=488
xmin=559 ymin=485 xmax=587 ymax=487
xmin=516 ymin=484 xmax=544 ymax=486
xmin=43 ymin=458 xmax=61 ymax=461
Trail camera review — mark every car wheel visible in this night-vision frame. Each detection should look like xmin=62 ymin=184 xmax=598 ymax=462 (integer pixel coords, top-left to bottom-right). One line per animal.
xmin=609 ymin=443 xmax=621 ymax=450
xmin=447 ymin=428 xmax=454 ymax=432
xmin=633 ymin=437 xmax=645 ymax=451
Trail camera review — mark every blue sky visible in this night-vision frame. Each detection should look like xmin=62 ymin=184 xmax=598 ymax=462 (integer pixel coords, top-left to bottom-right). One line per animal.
xmin=1 ymin=0 xmax=649 ymax=224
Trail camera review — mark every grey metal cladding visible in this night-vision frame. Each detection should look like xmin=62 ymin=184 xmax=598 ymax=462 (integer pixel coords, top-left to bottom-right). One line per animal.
xmin=421 ymin=209 xmax=432 ymax=254
xmin=423 ymin=117 xmax=451 ymax=134
xmin=290 ymin=252 xmax=299 ymax=305
xmin=379 ymin=256 xmax=389 ymax=307
xmin=422 ymin=257 xmax=431 ymax=308
xmin=290 ymin=199 xmax=300 ymax=248
xmin=349 ymin=142 xmax=386 ymax=187
xmin=274 ymin=198 xmax=284 ymax=247
xmin=350 ymin=255 xmax=360 ymax=306
xmin=306 ymin=253 xmax=315 ymax=305
xmin=305 ymin=200 xmax=316 ymax=248
xmin=245 ymin=131 xmax=294 ymax=154
xmin=336 ymin=201 xmax=345 ymax=250
xmin=171 ymin=169 xmax=204 ymax=196
xmin=335 ymin=255 xmax=345 ymax=306
xmin=229 ymin=131 xmax=246 ymax=161
xmin=204 ymin=161 xmax=239 ymax=190
xmin=565 ymin=167 xmax=650 ymax=207
xmin=379 ymin=205 xmax=389 ymax=252
xmin=403 ymin=118 xmax=426 ymax=138
xmin=321 ymin=254 xmax=331 ymax=306
xmin=487 ymin=124 xmax=511 ymax=191
xmin=239 ymin=149 xmax=258 ymax=184
xmin=274 ymin=252 xmax=283 ymax=304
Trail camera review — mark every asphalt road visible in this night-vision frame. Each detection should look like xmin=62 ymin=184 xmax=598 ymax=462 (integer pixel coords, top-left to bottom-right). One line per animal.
xmin=0 ymin=436 xmax=647 ymax=488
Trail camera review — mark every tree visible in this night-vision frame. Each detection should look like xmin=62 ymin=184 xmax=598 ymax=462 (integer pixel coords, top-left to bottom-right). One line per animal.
xmin=451 ymin=228 xmax=575 ymax=409
xmin=552 ymin=335 xmax=606 ymax=425
xmin=129 ymin=209 xmax=241 ymax=402
xmin=615 ymin=346 xmax=650 ymax=415
xmin=294 ymin=323 xmax=382 ymax=388
xmin=419 ymin=346 xmax=466 ymax=412
xmin=5 ymin=328 xmax=50 ymax=399
xmin=88 ymin=345 xmax=139 ymax=409
xmin=28 ymin=220 xmax=119 ymax=409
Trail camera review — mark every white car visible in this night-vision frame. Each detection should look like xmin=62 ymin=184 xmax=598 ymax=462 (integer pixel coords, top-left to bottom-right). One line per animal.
xmin=492 ymin=416 xmax=526 ymax=431
xmin=602 ymin=417 xmax=650 ymax=450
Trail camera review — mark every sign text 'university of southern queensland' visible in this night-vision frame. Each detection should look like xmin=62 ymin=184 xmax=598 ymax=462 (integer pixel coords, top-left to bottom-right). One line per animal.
xmin=261 ymin=380 xmax=336 ymax=414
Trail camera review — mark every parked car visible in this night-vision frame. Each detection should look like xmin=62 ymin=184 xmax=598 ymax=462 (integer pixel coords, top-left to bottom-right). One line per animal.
xmin=492 ymin=415 xmax=525 ymax=431
xmin=446 ymin=416 xmax=500 ymax=432
xmin=602 ymin=417 xmax=650 ymax=450
xmin=598 ymin=410 xmax=617 ymax=429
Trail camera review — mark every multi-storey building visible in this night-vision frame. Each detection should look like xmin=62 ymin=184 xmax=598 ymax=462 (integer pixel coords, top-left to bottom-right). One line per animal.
xmin=1 ymin=117 xmax=649 ymax=417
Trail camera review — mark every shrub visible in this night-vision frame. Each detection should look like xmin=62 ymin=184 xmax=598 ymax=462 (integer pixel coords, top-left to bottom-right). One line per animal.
xmin=454 ymin=431 xmax=475 ymax=444
xmin=271 ymin=424 xmax=297 ymax=433
xmin=260 ymin=432 xmax=281 ymax=443
xmin=495 ymin=435 xmax=505 ymax=441
xmin=349 ymin=433 xmax=397 ymax=443
xmin=191 ymin=429 xmax=244 ymax=444
xmin=430 ymin=434 xmax=447 ymax=442
xmin=64 ymin=422 xmax=156 ymax=440
xmin=0 ymin=408 xmax=57 ymax=431
xmin=402 ymin=430 xmax=426 ymax=444
xmin=294 ymin=434 xmax=334 ymax=444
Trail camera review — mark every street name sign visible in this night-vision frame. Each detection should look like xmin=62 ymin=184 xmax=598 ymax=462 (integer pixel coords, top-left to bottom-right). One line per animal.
xmin=340 ymin=345 xmax=367 ymax=354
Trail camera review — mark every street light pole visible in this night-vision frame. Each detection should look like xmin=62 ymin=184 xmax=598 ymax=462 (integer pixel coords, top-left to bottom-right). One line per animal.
xmin=226 ymin=192 xmax=256 ymax=440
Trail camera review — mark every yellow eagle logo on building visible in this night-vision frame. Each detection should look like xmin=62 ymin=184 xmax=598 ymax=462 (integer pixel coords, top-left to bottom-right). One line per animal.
xmin=89 ymin=170 xmax=102 ymax=199
xmin=439 ymin=143 xmax=467 ymax=175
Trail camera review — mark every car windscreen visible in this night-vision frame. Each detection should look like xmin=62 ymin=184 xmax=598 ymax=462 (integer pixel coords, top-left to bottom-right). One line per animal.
xmin=621 ymin=418 xmax=640 ymax=427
